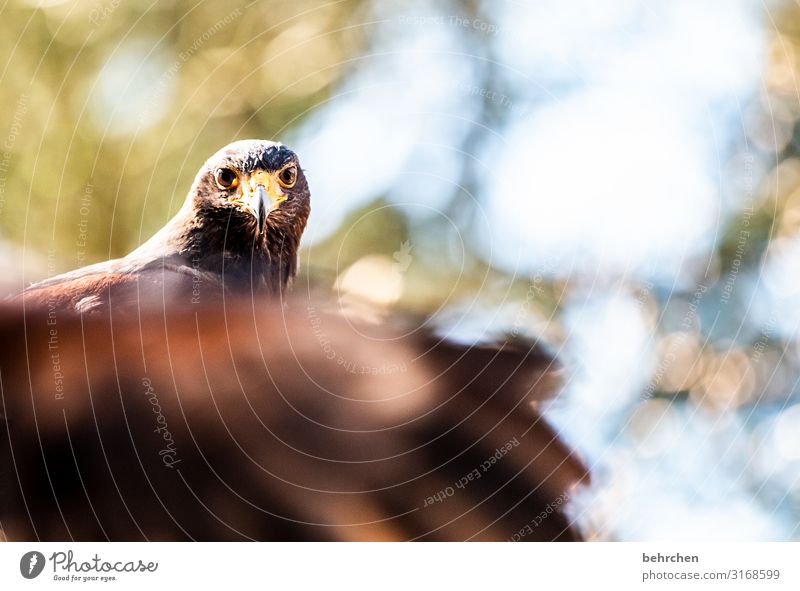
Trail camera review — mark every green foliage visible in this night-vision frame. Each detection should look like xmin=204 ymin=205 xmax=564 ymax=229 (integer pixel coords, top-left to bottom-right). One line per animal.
xmin=0 ymin=0 xmax=367 ymax=274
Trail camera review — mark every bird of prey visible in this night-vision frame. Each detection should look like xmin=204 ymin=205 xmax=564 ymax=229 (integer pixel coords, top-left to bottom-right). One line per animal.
xmin=19 ymin=139 xmax=310 ymax=312
xmin=2 ymin=139 xmax=589 ymax=542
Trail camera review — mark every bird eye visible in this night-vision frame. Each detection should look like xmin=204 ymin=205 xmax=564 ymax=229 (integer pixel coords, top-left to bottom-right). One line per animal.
xmin=277 ymin=165 xmax=297 ymax=188
xmin=215 ymin=168 xmax=239 ymax=189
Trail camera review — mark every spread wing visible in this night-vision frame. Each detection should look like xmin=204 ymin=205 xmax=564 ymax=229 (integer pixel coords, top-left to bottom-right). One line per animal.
xmin=0 ymin=294 xmax=587 ymax=541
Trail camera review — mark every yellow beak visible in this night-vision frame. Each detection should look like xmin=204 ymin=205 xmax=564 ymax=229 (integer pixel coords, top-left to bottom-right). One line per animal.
xmin=241 ymin=170 xmax=286 ymax=232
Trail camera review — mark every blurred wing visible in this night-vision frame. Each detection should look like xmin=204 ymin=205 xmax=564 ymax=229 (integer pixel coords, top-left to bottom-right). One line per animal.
xmin=0 ymin=294 xmax=587 ymax=541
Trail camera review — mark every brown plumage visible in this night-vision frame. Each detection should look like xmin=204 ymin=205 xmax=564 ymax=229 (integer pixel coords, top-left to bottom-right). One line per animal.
xmin=18 ymin=140 xmax=311 ymax=312
xmin=0 ymin=291 xmax=588 ymax=541
xmin=2 ymin=139 xmax=587 ymax=541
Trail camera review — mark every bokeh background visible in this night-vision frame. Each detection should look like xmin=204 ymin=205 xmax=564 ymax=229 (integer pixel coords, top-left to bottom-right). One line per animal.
xmin=1 ymin=0 xmax=800 ymax=540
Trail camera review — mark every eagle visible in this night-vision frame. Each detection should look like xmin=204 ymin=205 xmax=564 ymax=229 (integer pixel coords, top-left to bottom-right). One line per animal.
xmin=1 ymin=139 xmax=589 ymax=541
xmin=19 ymin=139 xmax=310 ymax=312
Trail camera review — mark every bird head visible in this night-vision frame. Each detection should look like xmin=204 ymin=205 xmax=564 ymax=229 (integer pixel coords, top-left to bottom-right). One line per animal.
xmin=192 ymin=139 xmax=311 ymax=240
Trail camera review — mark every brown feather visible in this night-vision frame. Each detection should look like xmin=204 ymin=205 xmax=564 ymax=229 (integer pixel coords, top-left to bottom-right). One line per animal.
xmin=0 ymin=292 xmax=587 ymax=541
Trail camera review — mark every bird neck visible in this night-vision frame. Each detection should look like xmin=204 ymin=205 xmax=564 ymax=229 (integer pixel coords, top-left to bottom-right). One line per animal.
xmin=192 ymin=210 xmax=301 ymax=294
xmin=132 ymin=203 xmax=301 ymax=295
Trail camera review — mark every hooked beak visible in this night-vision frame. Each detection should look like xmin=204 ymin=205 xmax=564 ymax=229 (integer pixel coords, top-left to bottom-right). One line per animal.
xmin=242 ymin=170 xmax=287 ymax=233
